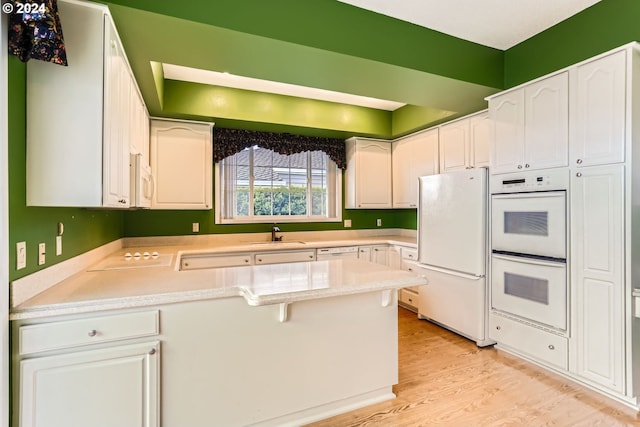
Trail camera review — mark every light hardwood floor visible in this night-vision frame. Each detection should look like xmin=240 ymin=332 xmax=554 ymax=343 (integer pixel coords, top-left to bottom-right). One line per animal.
xmin=306 ymin=307 xmax=640 ymax=427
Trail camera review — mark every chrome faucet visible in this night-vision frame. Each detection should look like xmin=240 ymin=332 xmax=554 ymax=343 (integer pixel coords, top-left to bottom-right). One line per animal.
xmin=271 ymin=224 xmax=283 ymax=242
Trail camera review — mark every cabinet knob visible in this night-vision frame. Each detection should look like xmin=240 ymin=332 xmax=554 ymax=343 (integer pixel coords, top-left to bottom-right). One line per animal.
xmin=118 ymin=199 xmax=127 ymax=204
xmin=576 ymin=159 xmax=583 ymax=164
xmin=308 ymin=255 xmax=314 ymax=259
xmin=149 ymin=348 xmax=157 ymax=355
xmin=495 ymin=326 xmax=501 ymax=330
xmin=525 ymin=164 xmax=530 ymax=168
xmin=244 ymin=259 xmax=249 ymax=263
xmin=548 ymin=344 xmax=555 ymax=350
xmin=88 ymin=329 xmax=97 ymax=337
xmin=257 ymin=258 xmax=262 ymax=262
xmin=517 ymin=165 xmax=523 ymax=169
xmin=576 ymin=172 xmax=582 ymax=178
xmin=183 ymin=262 xmax=189 ymax=267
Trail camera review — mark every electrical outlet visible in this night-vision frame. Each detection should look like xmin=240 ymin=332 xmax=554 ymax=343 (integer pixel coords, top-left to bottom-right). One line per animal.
xmin=344 ymin=219 xmax=352 ymax=228
xmin=192 ymin=222 xmax=200 ymax=233
xmin=376 ymin=218 xmax=382 ymax=227
xmin=56 ymin=235 xmax=63 ymax=256
xmin=16 ymin=242 xmax=26 ymax=270
xmin=38 ymin=243 xmax=46 ymax=265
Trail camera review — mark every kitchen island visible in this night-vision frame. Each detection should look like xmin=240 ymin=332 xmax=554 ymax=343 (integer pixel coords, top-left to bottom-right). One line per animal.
xmin=11 ymin=258 xmax=425 ymax=427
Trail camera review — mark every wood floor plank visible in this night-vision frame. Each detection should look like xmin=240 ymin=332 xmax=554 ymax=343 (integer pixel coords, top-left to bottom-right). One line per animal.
xmin=305 ymin=308 xmax=640 ymax=427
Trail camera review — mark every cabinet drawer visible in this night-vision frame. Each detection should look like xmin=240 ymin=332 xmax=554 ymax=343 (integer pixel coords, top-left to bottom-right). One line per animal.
xmin=399 ymin=289 xmax=418 ymax=308
xmin=181 ymin=253 xmax=252 ymax=270
xmin=255 ymin=250 xmax=316 ymax=265
xmin=402 ymin=248 xmax=418 ymax=261
xmin=19 ymin=310 xmax=160 ymax=355
xmin=489 ymin=313 xmax=567 ymax=370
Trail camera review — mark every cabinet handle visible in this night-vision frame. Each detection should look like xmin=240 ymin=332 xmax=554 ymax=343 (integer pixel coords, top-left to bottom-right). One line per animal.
xmin=576 ymin=159 xmax=583 ymax=164
xmin=408 ymin=298 xmax=413 ymax=303
xmin=548 ymin=345 xmax=555 ymax=350
xmin=88 ymin=329 xmax=97 ymax=337
xmin=149 ymin=348 xmax=157 ymax=355
xmin=525 ymin=164 xmax=530 ymax=168
xmin=517 ymin=165 xmax=523 ymax=169
xmin=257 ymin=258 xmax=262 ymax=262
xmin=407 ymin=268 xmax=413 ymax=272
xmin=118 ymin=199 xmax=127 ymax=204
xmin=495 ymin=326 xmax=501 ymax=330
xmin=576 ymin=172 xmax=582 ymax=178
xmin=183 ymin=262 xmax=189 ymax=267
xmin=308 ymin=255 xmax=313 ymax=259
xmin=244 ymin=259 xmax=249 ymax=263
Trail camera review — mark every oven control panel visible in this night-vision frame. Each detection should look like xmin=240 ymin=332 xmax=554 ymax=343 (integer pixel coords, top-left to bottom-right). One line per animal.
xmin=490 ymin=168 xmax=570 ymax=193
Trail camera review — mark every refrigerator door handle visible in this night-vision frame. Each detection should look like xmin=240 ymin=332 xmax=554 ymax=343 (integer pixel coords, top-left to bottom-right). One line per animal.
xmin=417 ymin=264 xmax=484 ymax=281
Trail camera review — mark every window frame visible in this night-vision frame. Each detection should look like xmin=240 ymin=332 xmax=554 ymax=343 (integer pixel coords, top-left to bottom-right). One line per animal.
xmin=214 ymin=148 xmax=342 ymax=224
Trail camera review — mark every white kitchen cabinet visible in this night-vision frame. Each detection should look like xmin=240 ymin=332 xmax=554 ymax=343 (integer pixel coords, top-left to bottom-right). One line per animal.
xmin=397 ymin=247 xmax=420 ymax=313
xmin=392 ymin=128 xmax=439 ymax=208
xmin=439 ymin=110 xmax=490 ymax=172
xmin=180 ymin=252 xmax=252 ymax=270
xmin=358 ymin=245 xmax=389 ymax=265
xmin=19 ymin=341 xmax=159 ymax=427
xmin=254 ymin=250 xmax=316 ymax=264
xmin=570 ymin=50 xmax=626 ymax=167
xmin=345 ymin=138 xmax=392 ymax=209
xmin=488 ymin=72 xmax=568 ymax=174
xmin=13 ymin=310 xmax=160 ymax=427
xmin=150 ymin=120 xmax=213 ymax=210
xmin=26 ymin=2 xmax=141 ymax=208
xmin=570 ymin=164 xmax=625 ymax=393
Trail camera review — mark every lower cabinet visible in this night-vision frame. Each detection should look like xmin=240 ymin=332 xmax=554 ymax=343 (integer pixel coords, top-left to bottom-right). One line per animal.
xmin=570 ymin=164 xmax=625 ymax=393
xmin=19 ymin=341 xmax=160 ymax=427
xmin=12 ymin=310 xmax=160 ymax=427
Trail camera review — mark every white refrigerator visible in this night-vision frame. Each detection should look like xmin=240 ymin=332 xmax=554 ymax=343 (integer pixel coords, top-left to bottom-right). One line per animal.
xmin=416 ymin=168 xmax=493 ymax=347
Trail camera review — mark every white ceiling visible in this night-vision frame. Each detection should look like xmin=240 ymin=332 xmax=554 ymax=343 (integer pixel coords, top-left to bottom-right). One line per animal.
xmin=337 ymin=0 xmax=601 ymax=50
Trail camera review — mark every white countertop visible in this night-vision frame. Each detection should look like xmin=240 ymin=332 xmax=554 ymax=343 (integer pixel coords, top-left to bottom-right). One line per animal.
xmin=10 ymin=233 xmax=422 ymax=320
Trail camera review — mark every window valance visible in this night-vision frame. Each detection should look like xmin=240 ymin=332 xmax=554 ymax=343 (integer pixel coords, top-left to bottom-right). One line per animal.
xmin=213 ymin=128 xmax=347 ymax=169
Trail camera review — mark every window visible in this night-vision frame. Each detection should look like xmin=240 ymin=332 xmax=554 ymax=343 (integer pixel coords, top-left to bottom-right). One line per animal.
xmin=215 ymin=146 xmax=341 ymax=223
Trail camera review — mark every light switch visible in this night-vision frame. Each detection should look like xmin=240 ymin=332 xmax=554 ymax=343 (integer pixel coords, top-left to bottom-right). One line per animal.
xmin=16 ymin=242 xmax=26 ymax=270
xmin=38 ymin=243 xmax=46 ymax=265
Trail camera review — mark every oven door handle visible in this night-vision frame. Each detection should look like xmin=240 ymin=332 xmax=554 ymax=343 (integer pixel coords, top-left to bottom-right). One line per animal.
xmin=491 ymin=253 xmax=566 ymax=268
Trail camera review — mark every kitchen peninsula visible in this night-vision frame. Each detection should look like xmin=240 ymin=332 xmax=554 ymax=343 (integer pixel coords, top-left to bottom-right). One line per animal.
xmin=10 ymin=241 xmax=425 ymax=427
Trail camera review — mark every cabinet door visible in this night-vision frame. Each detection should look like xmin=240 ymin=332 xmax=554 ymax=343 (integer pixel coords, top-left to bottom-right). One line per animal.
xmin=392 ymin=129 xmax=438 ymax=208
xmin=19 ymin=341 xmax=159 ymax=427
xmin=150 ymin=120 xmax=213 ymax=209
xmin=439 ymin=119 xmax=469 ymax=172
xmin=489 ymin=89 xmax=525 ymax=174
xmin=570 ymin=50 xmax=626 ymax=167
xmin=469 ymin=111 xmax=490 ymax=168
xmin=354 ymin=140 xmax=392 ymax=208
xmin=357 ymin=246 xmax=372 ymax=261
xmin=102 ymin=18 xmax=130 ymax=207
xmin=371 ymin=245 xmax=389 ymax=265
xmin=570 ymin=164 xmax=624 ymax=393
xmin=524 ymin=72 xmax=569 ymax=170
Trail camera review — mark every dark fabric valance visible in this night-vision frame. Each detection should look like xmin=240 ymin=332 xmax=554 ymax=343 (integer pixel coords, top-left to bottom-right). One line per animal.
xmin=214 ymin=128 xmax=347 ymax=169
xmin=8 ymin=0 xmax=68 ymax=66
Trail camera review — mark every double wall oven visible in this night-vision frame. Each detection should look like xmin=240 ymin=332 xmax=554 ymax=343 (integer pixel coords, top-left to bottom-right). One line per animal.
xmin=490 ymin=169 xmax=569 ymax=332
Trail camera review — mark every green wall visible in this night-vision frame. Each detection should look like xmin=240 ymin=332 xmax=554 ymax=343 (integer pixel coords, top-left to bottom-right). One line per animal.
xmin=504 ymin=0 xmax=640 ymax=87
xmin=8 ymin=58 xmax=124 ymax=281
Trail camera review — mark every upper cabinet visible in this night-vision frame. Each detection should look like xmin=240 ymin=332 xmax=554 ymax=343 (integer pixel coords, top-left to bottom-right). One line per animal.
xmin=26 ymin=1 xmax=145 ymax=208
xmin=345 ymin=138 xmax=392 ymax=209
xmin=439 ymin=110 xmax=490 ymax=173
xmin=392 ymin=128 xmax=439 ymax=208
xmin=570 ymin=50 xmax=626 ymax=167
xmin=149 ymin=120 xmax=213 ymax=210
xmin=489 ymin=72 xmax=568 ymax=174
